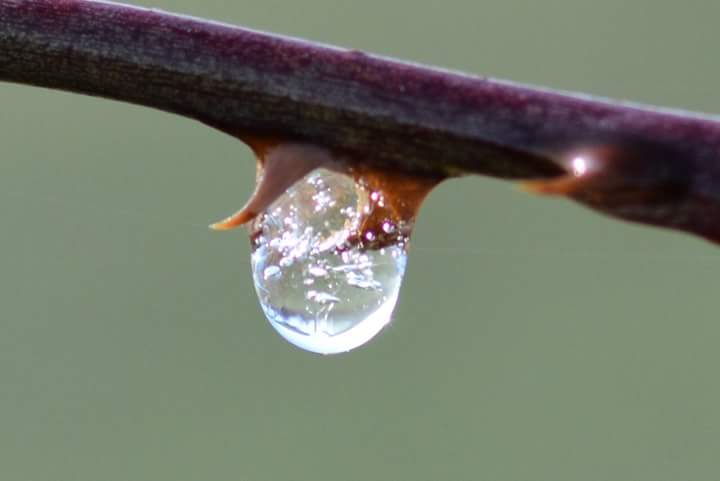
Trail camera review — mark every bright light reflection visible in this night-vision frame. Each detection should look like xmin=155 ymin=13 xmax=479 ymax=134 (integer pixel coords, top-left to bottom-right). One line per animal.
xmin=572 ymin=156 xmax=588 ymax=177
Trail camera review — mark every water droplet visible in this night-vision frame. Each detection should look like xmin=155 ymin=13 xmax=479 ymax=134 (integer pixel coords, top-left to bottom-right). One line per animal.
xmin=250 ymin=168 xmax=410 ymax=354
xmin=211 ymin=141 xmax=439 ymax=354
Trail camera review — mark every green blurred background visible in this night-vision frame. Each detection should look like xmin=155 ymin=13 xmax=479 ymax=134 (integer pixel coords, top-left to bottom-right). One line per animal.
xmin=2 ymin=1 xmax=720 ymax=479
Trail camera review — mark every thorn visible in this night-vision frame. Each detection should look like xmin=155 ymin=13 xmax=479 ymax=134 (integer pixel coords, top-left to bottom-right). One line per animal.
xmin=209 ymin=143 xmax=333 ymax=232
xmin=209 ymin=208 xmax=256 ymax=230
xmin=519 ymin=175 xmax=585 ymax=196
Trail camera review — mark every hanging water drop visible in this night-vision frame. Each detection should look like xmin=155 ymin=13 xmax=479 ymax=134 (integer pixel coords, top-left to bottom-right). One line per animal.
xmin=250 ymin=167 xmax=409 ymax=354
xmin=212 ymin=142 xmax=438 ymax=354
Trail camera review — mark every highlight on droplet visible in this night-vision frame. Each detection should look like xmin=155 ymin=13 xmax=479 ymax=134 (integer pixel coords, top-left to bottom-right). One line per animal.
xmin=571 ymin=156 xmax=588 ymax=177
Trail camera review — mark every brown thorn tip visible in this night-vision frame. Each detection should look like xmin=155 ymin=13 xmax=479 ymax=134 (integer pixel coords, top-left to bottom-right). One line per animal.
xmin=519 ymin=175 xmax=585 ymax=197
xmin=209 ymin=209 xmax=256 ymax=231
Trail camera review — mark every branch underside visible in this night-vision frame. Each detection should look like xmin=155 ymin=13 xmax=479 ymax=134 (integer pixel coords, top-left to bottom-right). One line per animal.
xmin=2 ymin=0 xmax=720 ymax=243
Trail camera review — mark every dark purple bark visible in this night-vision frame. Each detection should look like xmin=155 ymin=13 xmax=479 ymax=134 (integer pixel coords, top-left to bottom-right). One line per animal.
xmin=2 ymin=0 xmax=720 ymax=243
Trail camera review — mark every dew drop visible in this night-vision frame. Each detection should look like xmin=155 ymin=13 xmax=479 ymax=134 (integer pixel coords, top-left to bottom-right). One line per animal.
xmin=250 ymin=168 xmax=410 ymax=354
xmin=212 ymin=141 xmax=439 ymax=354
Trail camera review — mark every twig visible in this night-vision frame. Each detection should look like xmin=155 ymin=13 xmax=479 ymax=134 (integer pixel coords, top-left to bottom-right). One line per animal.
xmin=2 ymin=0 xmax=720 ymax=242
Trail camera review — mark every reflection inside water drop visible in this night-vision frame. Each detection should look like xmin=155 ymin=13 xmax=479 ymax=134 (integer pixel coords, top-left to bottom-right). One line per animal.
xmin=250 ymin=168 xmax=409 ymax=354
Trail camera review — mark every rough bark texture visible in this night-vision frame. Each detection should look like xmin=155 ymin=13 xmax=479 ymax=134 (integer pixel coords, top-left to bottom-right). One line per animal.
xmin=2 ymin=0 xmax=720 ymax=242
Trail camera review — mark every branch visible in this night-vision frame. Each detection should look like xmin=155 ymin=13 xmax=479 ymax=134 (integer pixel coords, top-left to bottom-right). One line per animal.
xmin=2 ymin=0 xmax=720 ymax=243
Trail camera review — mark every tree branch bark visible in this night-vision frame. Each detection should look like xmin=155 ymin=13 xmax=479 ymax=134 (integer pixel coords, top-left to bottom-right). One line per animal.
xmin=2 ymin=0 xmax=720 ymax=243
